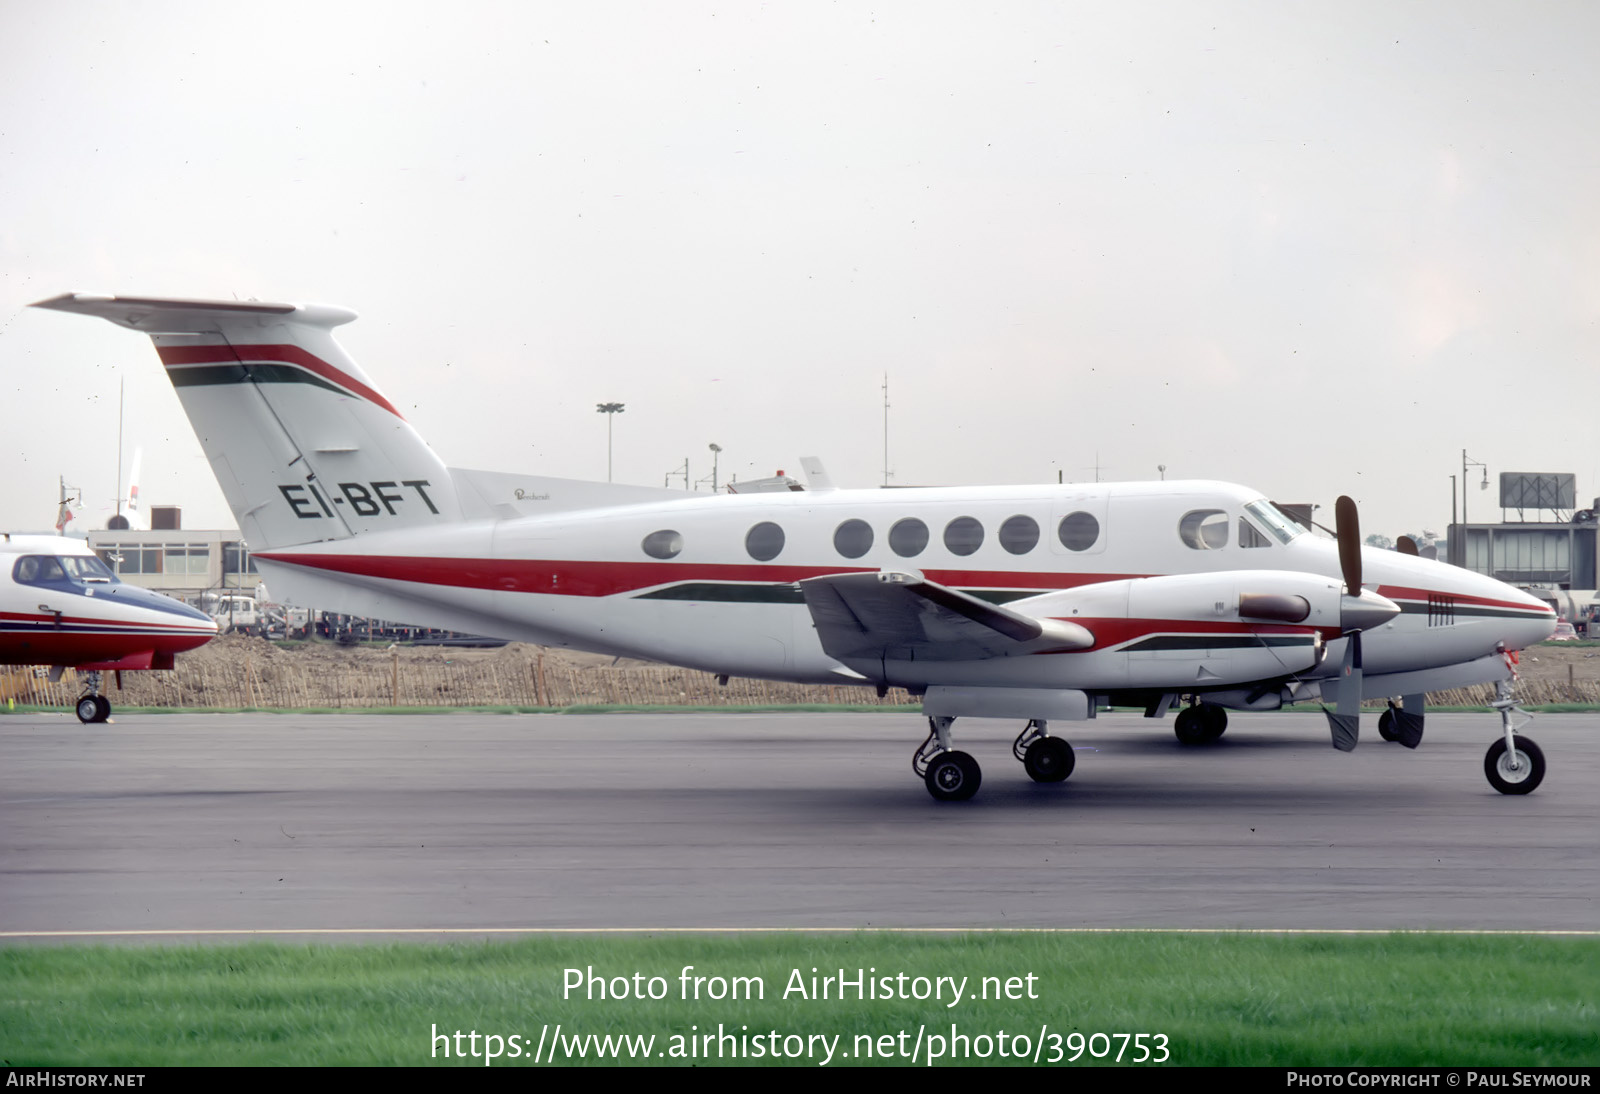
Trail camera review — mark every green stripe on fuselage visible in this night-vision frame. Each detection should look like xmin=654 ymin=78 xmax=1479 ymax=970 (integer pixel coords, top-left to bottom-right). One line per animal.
xmin=632 ymin=583 xmax=1046 ymax=605
xmin=1122 ymin=635 xmax=1317 ymax=652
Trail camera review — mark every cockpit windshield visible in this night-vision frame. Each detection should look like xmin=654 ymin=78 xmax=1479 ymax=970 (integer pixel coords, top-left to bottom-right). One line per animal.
xmin=61 ymin=555 xmax=116 ymax=581
xmin=1243 ymin=500 xmax=1306 ymax=545
xmin=13 ymin=554 xmax=117 ymax=586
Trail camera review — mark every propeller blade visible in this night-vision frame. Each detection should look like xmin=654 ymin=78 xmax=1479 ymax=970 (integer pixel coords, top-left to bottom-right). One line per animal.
xmin=1397 ymin=536 xmax=1420 ymax=557
xmin=1324 ymin=631 xmax=1362 ymax=751
xmin=1335 ymin=495 xmax=1362 ymax=595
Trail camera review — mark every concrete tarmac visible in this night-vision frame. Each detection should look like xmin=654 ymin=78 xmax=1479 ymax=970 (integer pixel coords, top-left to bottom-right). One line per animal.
xmin=1 ymin=711 xmax=1596 ymax=937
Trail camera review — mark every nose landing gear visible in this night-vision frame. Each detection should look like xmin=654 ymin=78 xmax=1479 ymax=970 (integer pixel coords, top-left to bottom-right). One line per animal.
xmin=1485 ymin=682 xmax=1544 ymax=795
xmin=74 ymin=671 xmax=111 ymax=724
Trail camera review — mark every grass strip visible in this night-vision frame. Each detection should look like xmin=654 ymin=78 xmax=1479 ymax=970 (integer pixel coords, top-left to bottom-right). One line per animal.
xmin=2 ymin=933 xmax=1595 ymax=1066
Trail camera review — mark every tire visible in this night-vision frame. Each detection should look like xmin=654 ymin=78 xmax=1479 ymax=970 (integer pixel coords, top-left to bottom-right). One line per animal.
xmin=1377 ymin=709 xmax=1398 ymax=742
xmin=1176 ymin=706 xmax=1224 ymax=745
xmin=1174 ymin=707 xmax=1206 ymax=744
xmin=76 ymin=696 xmax=99 ymax=724
xmin=1023 ymin=737 xmax=1074 ymax=783
xmin=93 ymin=695 xmax=111 ymax=723
xmin=924 ymin=750 xmax=982 ymax=801
xmin=1484 ymin=737 xmax=1545 ymax=795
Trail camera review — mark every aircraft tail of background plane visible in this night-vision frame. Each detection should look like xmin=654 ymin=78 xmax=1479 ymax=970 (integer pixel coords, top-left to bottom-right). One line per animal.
xmin=32 ymin=295 xmax=463 ymax=551
xmin=122 ymin=445 xmax=143 ymax=530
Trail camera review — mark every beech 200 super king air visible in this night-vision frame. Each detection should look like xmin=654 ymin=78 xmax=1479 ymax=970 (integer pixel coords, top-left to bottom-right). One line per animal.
xmin=0 ymin=533 xmax=217 ymax=722
xmin=32 ymin=294 xmax=1557 ymax=799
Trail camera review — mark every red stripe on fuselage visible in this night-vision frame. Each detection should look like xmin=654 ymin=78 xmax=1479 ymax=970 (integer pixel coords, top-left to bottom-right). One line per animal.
xmin=1375 ymin=584 xmax=1554 ymax=615
xmin=0 ymin=610 xmax=215 ymax=634
xmin=250 ymin=553 xmax=1154 ymax=597
xmin=156 ymin=343 xmax=405 ymax=421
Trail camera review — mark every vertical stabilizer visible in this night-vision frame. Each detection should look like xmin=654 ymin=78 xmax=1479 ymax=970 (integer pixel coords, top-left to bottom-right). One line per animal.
xmin=121 ymin=447 xmax=145 ymax=530
xmin=32 ymin=294 xmax=462 ymax=550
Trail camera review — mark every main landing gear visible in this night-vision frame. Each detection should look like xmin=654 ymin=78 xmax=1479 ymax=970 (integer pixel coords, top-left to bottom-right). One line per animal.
xmin=913 ymin=717 xmax=1076 ymax=801
xmin=1013 ymin=718 xmax=1074 ymax=782
xmin=1173 ymin=701 xmax=1226 ymax=745
xmin=74 ymin=670 xmax=111 ymax=724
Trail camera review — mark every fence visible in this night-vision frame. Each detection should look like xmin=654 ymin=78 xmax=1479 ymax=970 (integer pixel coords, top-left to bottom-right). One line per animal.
xmin=3 ymin=641 xmax=1593 ymax=712
xmin=0 ymin=647 xmax=918 ymax=711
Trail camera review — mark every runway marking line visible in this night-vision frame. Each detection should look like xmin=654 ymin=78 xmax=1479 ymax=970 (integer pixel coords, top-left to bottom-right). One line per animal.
xmin=5 ymin=927 xmax=1599 ymax=939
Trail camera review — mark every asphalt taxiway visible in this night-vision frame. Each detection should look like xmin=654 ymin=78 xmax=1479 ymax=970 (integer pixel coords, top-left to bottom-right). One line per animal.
xmin=1 ymin=711 xmax=1595 ymax=938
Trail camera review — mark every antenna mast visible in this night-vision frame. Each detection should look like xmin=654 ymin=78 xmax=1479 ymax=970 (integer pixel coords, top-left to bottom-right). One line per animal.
xmin=882 ymin=372 xmax=891 ymax=487
xmin=115 ymin=378 xmax=124 ymax=519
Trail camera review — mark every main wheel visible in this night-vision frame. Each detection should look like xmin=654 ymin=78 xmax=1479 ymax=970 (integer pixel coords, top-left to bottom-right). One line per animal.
xmin=1377 ymin=709 xmax=1398 ymax=742
xmin=1484 ymin=737 xmax=1545 ymax=795
xmin=75 ymin=696 xmax=99 ymax=724
xmin=1175 ymin=705 xmax=1225 ymax=745
xmin=93 ymin=695 xmax=111 ymax=722
xmin=924 ymin=750 xmax=982 ymax=801
xmin=1023 ymin=737 xmax=1074 ymax=782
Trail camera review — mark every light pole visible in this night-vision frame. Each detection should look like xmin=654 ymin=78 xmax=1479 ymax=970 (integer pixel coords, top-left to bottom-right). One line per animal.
xmin=1462 ymin=450 xmax=1488 ymax=526
xmin=708 ymin=443 xmax=722 ymax=492
xmin=597 ymin=402 xmax=624 ymax=482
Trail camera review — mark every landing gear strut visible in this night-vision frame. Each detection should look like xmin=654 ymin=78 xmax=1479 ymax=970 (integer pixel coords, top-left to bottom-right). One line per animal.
xmin=1013 ymin=719 xmax=1074 ymax=782
xmin=1174 ymin=701 xmax=1226 ymax=745
xmin=1485 ymin=681 xmax=1544 ymax=795
xmin=914 ymin=716 xmax=981 ymax=801
xmin=74 ymin=671 xmax=110 ymax=724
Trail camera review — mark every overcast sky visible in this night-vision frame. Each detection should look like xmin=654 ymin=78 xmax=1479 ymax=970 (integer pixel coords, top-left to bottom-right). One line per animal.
xmin=3 ymin=2 xmax=1597 ymax=542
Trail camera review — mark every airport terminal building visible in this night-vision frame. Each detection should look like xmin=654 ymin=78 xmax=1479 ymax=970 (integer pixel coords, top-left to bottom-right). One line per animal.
xmin=86 ymin=507 xmax=257 ymax=603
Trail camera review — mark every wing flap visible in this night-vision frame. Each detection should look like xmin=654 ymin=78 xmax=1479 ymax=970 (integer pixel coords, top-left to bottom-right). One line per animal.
xmin=800 ymin=572 xmax=1093 ymax=663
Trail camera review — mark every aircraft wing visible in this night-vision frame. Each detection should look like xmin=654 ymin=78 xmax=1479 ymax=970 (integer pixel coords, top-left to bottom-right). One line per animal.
xmin=799 ymin=572 xmax=1093 ymax=663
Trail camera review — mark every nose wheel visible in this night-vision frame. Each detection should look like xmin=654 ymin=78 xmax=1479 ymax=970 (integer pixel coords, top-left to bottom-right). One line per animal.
xmin=1484 ymin=737 xmax=1544 ymax=795
xmin=74 ymin=671 xmax=111 ymax=724
xmin=1485 ymin=681 xmax=1544 ymax=795
xmin=75 ymin=694 xmax=110 ymax=724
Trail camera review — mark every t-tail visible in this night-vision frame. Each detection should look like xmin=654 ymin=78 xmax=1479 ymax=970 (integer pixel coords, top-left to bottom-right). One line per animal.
xmin=32 ymin=295 xmax=461 ymax=550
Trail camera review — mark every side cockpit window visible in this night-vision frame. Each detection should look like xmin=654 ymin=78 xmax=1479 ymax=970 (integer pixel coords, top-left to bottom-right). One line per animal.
xmin=1179 ymin=509 xmax=1229 ymax=550
xmin=13 ymin=555 xmax=67 ymax=585
xmin=1239 ymin=518 xmax=1270 ymax=548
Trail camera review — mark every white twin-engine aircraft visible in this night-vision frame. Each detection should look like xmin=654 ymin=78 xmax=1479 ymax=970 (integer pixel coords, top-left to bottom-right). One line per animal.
xmin=33 ymin=294 xmax=1557 ymax=800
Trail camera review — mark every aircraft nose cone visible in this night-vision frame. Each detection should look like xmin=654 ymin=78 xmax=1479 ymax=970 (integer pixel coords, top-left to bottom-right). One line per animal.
xmin=1340 ymin=588 xmax=1401 ymax=632
xmin=1508 ymin=589 xmax=1557 ymax=648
